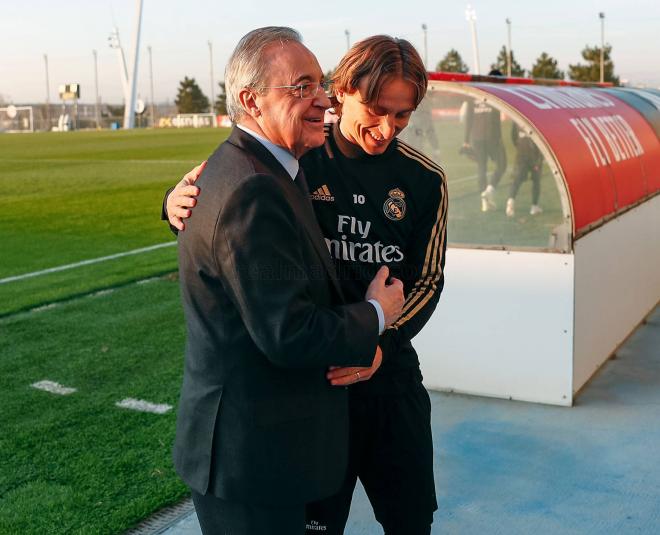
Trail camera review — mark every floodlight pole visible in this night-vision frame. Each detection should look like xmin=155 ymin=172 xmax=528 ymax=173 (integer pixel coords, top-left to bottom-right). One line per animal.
xmin=93 ymin=49 xmax=101 ymax=129
xmin=109 ymin=27 xmax=130 ymax=100
xmin=43 ymin=54 xmax=51 ymax=130
xmin=422 ymin=23 xmax=428 ymax=70
xmin=505 ymin=18 xmax=512 ymax=77
xmin=123 ymin=0 xmax=144 ymax=129
xmin=148 ymin=45 xmax=155 ymax=127
xmin=599 ymin=12 xmax=605 ymax=83
xmin=465 ymin=5 xmax=480 ymax=75
xmin=345 ymin=29 xmax=350 ymax=51
xmin=208 ymin=40 xmax=215 ymax=114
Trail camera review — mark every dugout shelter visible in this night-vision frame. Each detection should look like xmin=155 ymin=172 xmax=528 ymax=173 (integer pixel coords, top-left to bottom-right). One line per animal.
xmin=401 ymin=74 xmax=660 ymax=406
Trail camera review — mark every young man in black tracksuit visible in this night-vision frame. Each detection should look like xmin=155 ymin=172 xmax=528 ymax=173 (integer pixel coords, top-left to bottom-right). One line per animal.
xmin=165 ymin=35 xmax=448 ymax=535
xmin=303 ymin=118 xmax=446 ymax=534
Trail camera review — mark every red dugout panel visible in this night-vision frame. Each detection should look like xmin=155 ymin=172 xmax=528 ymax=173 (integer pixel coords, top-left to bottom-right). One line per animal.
xmin=471 ymin=84 xmax=659 ymax=235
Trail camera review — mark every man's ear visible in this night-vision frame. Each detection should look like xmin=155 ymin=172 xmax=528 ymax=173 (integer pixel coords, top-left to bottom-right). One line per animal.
xmin=334 ymin=88 xmax=345 ymax=104
xmin=238 ymin=88 xmax=261 ymax=118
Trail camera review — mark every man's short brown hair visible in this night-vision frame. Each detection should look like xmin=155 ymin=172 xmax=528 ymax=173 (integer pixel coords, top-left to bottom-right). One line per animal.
xmin=331 ymin=35 xmax=428 ymax=115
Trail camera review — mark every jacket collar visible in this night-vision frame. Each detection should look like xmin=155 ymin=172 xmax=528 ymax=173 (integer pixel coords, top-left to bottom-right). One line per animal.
xmin=235 ymin=124 xmax=299 ymax=180
xmin=227 ymin=127 xmax=292 ymax=181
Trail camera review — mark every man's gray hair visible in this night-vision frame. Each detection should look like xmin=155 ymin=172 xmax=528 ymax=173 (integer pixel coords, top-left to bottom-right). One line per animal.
xmin=225 ymin=26 xmax=302 ymax=123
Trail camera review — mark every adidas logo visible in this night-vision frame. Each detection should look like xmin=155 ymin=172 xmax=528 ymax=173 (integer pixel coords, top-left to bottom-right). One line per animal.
xmin=310 ymin=185 xmax=335 ymax=202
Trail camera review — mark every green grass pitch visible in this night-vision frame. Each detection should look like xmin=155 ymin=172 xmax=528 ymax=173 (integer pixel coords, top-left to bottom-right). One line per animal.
xmin=0 ymin=122 xmax=564 ymax=534
xmin=0 ymin=128 xmax=227 ymax=534
xmin=0 ymin=128 xmax=228 ymax=316
xmin=0 ymin=277 xmax=186 ymax=534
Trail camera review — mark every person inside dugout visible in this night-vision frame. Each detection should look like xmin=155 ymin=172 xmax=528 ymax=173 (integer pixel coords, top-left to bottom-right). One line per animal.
xmin=505 ymin=122 xmax=544 ymax=217
xmin=460 ymin=69 xmax=508 ymax=212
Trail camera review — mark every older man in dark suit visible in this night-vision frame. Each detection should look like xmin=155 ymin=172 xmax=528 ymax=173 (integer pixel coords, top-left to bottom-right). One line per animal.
xmin=174 ymin=27 xmax=404 ymax=534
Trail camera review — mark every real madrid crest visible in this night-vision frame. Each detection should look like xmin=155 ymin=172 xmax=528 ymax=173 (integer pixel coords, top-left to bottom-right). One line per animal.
xmin=383 ymin=188 xmax=406 ymax=221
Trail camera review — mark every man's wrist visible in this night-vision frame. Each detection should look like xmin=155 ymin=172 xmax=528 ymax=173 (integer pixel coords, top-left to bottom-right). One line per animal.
xmin=367 ymin=299 xmax=385 ymax=334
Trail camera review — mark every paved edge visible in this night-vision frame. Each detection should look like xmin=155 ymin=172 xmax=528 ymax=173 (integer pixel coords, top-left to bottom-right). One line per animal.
xmin=123 ymin=497 xmax=194 ymax=535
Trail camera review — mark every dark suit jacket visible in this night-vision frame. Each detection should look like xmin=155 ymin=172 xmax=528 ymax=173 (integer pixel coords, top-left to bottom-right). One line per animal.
xmin=174 ymin=127 xmax=379 ymax=506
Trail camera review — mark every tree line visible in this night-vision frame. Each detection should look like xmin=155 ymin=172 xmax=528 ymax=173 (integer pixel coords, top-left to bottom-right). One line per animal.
xmin=174 ymin=43 xmax=619 ymax=114
xmin=437 ymin=44 xmax=618 ymax=84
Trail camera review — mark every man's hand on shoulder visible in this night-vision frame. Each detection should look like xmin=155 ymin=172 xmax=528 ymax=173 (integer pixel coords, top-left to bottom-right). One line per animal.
xmin=167 ymin=161 xmax=206 ymax=231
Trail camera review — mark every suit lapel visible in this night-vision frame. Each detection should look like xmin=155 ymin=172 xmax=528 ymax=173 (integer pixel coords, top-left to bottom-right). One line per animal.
xmin=288 ymin=180 xmax=345 ymax=301
xmin=227 ymin=128 xmax=345 ymax=301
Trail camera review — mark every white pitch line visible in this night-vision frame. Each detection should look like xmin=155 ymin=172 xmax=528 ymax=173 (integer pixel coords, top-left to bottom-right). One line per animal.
xmin=136 ymin=277 xmax=159 ymax=285
xmin=0 ymin=274 xmax=169 ymax=324
xmin=91 ymin=289 xmax=115 ymax=298
xmin=116 ymin=398 xmax=172 ymax=414
xmin=0 ymin=242 xmax=176 ymax=285
xmin=31 ymin=303 xmax=59 ymax=313
xmin=31 ymin=380 xmax=77 ymax=395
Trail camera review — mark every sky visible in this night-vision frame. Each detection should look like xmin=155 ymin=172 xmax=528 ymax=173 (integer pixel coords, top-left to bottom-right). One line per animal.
xmin=1 ymin=0 xmax=659 ymax=105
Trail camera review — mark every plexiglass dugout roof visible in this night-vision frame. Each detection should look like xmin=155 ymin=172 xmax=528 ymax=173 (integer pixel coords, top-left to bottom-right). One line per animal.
xmin=399 ymin=74 xmax=660 ymax=252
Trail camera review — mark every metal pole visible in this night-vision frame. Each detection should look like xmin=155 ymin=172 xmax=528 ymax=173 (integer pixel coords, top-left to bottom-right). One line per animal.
xmin=43 ymin=54 xmax=51 ymax=130
xmin=599 ymin=12 xmax=605 ymax=83
xmin=345 ymin=29 xmax=350 ymax=51
xmin=123 ymin=0 xmax=144 ymax=129
xmin=506 ymin=18 xmax=512 ymax=77
xmin=148 ymin=45 xmax=155 ymax=128
xmin=465 ymin=5 xmax=480 ymax=75
xmin=93 ymin=49 xmax=101 ymax=129
xmin=421 ymin=24 xmax=428 ymax=70
xmin=208 ymin=40 xmax=215 ymax=114
xmin=109 ymin=28 xmax=130 ymax=101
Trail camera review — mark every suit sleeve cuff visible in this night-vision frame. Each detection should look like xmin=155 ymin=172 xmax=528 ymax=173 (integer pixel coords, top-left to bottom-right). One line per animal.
xmin=367 ymin=299 xmax=385 ymax=335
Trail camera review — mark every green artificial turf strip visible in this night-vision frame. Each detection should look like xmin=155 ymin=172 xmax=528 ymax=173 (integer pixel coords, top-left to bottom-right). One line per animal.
xmin=0 ymin=128 xmax=230 ymax=313
xmin=0 ymin=276 xmax=187 ymax=535
xmin=0 ymin=128 xmax=228 ymax=278
xmin=0 ymin=127 xmax=223 ymax=162
xmin=445 ymin=171 xmax=565 ymax=249
xmin=0 ymin=245 xmax=177 ymax=316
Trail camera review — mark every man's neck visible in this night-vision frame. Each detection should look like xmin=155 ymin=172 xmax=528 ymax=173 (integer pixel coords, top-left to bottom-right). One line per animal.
xmin=334 ymin=120 xmax=371 ymax=159
xmin=238 ymin=118 xmax=301 ymax=158
xmin=236 ymin=121 xmax=299 ymax=180
xmin=237 ymin=118 xmax=268 ymax=143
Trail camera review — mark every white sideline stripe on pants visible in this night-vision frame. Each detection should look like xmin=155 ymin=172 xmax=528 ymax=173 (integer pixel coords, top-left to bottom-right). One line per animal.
xmin=116 ymin=398 xmax=172 ymax=414
xmin=31 ymin=380 xmax=77 ymax=395
xmin=0 ymin=242 xmax=176 ymax=285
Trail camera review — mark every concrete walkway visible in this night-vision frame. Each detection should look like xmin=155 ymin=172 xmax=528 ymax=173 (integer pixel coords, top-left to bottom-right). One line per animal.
xmin=160 ymin=305 xmax=660 ymax=534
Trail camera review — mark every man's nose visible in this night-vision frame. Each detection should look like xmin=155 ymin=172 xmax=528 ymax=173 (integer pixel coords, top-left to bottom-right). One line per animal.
xmin=313 ymin=88 xmax=332 ymax=109
xmin=380 ymin=115 xmax=396 ymax=139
